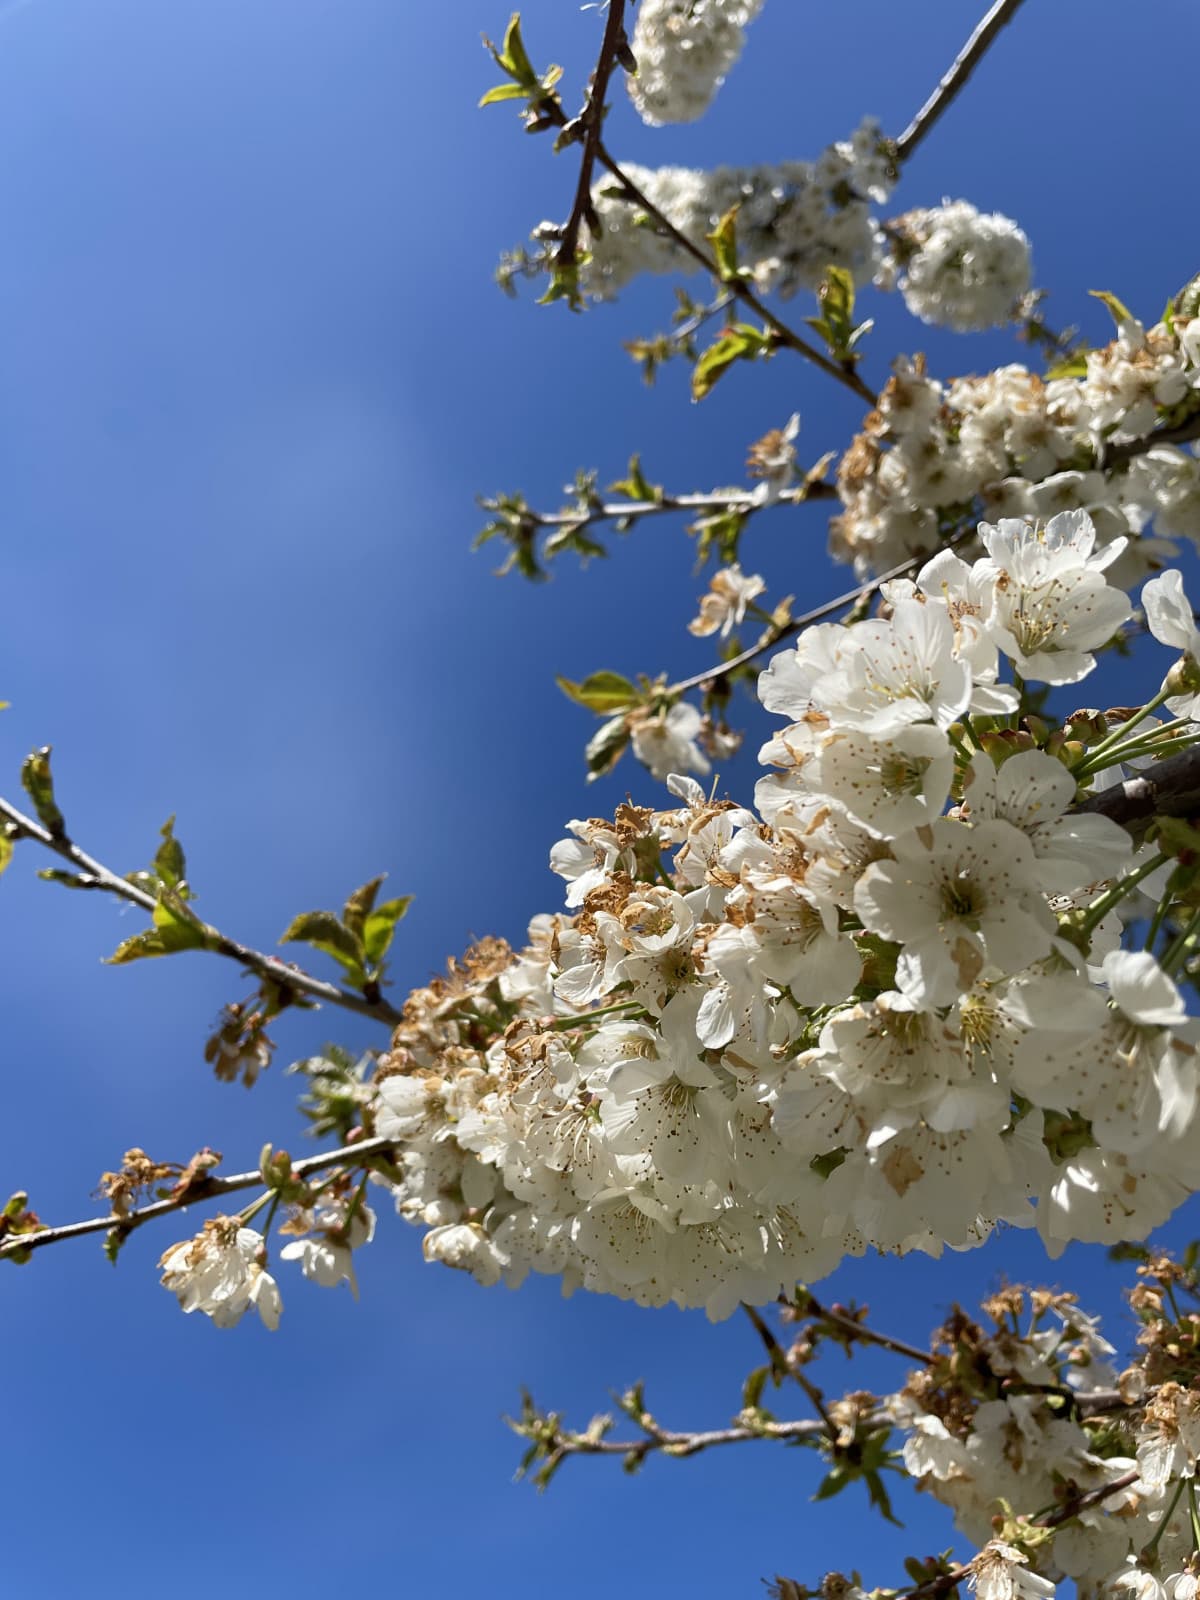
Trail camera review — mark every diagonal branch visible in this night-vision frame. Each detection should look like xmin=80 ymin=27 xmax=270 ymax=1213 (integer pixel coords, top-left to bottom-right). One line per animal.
xmin=0 ymin=796 xmax=406 ymax=1027
xmin=667 ymin=407 xmax=1200 ymax=700
xmin=590 ymin=141 xmax=878 ymax=405
xmin=894 ymin=0 xmax=1029 ymax=165
xmin=557 ymin=0 xmax=629 ymax=271
xmin=1074 ymin=742 xmax=1200 ymax=835
xmin=0 ymin=1135 xmax=397 ymax=1264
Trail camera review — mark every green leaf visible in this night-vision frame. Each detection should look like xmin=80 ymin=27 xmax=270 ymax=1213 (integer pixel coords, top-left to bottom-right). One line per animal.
xmin=342 ymin=876 xmax=383 ymax=943
xmin=742 ymin=1366 xmax=770 ymax=1409
xmin=279 ymin=909 xmax=366 ymax=982
xmin=556 ymin=670 xmax=638 ymax=714
xmin=154 ymin=815 xmax=187 ymax=891
xmin=607 ymin=454 xmax=662 ymax=504
xmin=1044 ymin=352 xmax=1089 ymax=380
xmin=805 ymin=265 xmax=868 ymax=362
xmin=499 ymin=12 xmax=534 ymax=81
xmin=363 ymin=896 xmax=414 ymax=966
xmin=538 ymin=259 xmax=587 ymax=312
xmin=0 ymin=834 xmax=11 ymax=877
xmin=478 ymin=81 xmax=530 ymax=106
xmin=585 ymin=714 xmax=631 ymax=781
xmin=705 ymin=206 xmax=740 ymax=283
xmin=107 ymin=892 xmax=214 ymax=963
xmin=691 ymin=324 xmax=765 ymax=401
xmin=20 ymin=746 xmax=65 ymax=838
xmin=1089 ymin=288 xmax=1136 ymax=329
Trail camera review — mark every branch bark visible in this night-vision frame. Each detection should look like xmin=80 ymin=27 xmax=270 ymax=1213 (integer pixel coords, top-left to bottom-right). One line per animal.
xmin=0 ymin=1135 xmax=397 ymax=1263
xmin=1074 ymin=743 xmax=1200 ymax=835
xmin=894 ymin=0 xmax=1029 ymax=165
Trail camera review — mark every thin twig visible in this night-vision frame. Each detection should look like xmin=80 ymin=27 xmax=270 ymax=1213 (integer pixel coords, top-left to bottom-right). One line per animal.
xmin=666 ymin=406 xmax=1200 ymax=698
xmin=592 ymin=141 xmax=878 ymax=406
xmin=797 ymin=1292 xmax=934 ymax=1366
xmin=530 ymin=478 xmax=836 ymax=534
xmin=540 ymin=1413 xmax=831 ymax=1464
xmin=0 ymin=1135 xmax=397 ymax=1263
xmin=557 ymin=0 xmax=628 ymax=271
xmin=667 ymin=529 xmax=972 ymax=697
xmin=894 ymin=0 xmax=1029 ymax=164
xmin=0 ymin=796 xmax=406 ymax=1027
xmin=741 ymin=1302 xmax=839 ymax=1441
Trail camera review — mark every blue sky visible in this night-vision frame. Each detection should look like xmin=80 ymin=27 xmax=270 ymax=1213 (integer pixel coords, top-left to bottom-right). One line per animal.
xmin=2 ymin=2 xmax=1199 ymax=1594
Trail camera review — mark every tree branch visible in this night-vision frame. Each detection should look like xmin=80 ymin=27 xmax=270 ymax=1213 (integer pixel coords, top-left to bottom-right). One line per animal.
xmin=556 ymin=0 xmax=628 ymax=271
xmin=667 ymin=406 xmax=1200 ymax=699
xmin=0 ymin=796 xmax=406 ymax=1027
xmin=0 ymin=1135 xmax=397 ymax=1264
xmin=1074 ymin=742 xmax=1200 ymax=835
xmin=894 ymin=0 xmax=1029 ymax=165
xmin=667 ymin=527 xmax=974 ymax=697
xmin=591 ymin=141 xmax=878 ymax=405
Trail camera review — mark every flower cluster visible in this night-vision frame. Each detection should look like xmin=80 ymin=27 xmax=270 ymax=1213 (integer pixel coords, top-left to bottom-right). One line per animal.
xmin=582 ymin=120 xmax=894 ymax=301
xmin=832 ymin=311 xmax=1200 ymax=575
xmin=879 ymin=199 xmax=1032 ymax=331
xmin=361 ymin=511 xmax=1200 ymax=1321
xmin=893 ymin=1277 xmax=1200 ymax=1597
xmin=626 ymin=0 xmax=766 ymax=127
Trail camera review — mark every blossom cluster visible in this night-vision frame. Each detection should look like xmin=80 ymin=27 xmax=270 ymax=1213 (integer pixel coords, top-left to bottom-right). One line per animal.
xmin=879 ymin=199 xmax=1032 ymax=331
xmin=832 ymin=312 xmax=1200 ymax=576
xmin=626 ymin=0 xmax=766 ymax=127
xmin=358 ymin=510 xmax=1200 ymax=1322
xmin=892 ymin=1280 xmax=1200 ymax=1598
xmin=582 ymin=120 xmax=894 ymax=301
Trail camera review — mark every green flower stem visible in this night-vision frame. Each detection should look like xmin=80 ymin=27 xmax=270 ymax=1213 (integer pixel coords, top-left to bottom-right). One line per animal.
xmin=1145 ymin=1475 xmax=1187 ymax=1556
xmin=1072 ymin=688 xmax=1175 ymax=775
xmin=1076 ymin=852 xmax=1170 ymax=940
xmin=1162 ymin=906 xmax=1200 ymax=976
xmin=546 ymin=1000 xmax=647 ymax=1032
xmin=1188 ymin=1476 xmax=1200 ymax=1553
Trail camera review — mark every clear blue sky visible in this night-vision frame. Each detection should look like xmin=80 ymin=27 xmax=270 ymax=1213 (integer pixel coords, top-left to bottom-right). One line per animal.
xmin=1 ymin=2 xmax=1198 ymax=1594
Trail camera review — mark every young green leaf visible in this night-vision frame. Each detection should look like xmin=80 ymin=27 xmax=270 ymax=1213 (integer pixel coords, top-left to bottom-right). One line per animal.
xmin=1089 ymin=288 xmax=1137 ymax=329
xmin=691 ymin=324 xmax=766 ymax=401
xmin=20 ymin=746 xmax=65 ymax=839
xmin=705 ymin=206 xmax=740 ymax=283
xmin=585 ymin=714 xmax=631 ymax=781
xmin=278 ymin=910 xmax=368 ymax=988
xmin=153 ymin=815 xmax=187 ymax=892
xmin=556 ymin=670 xmax=638 ymax=713
xmin=342 ymin=876 xmax=384 ymax=943
xmin=363 ymin=896 xmax=414 ymax=966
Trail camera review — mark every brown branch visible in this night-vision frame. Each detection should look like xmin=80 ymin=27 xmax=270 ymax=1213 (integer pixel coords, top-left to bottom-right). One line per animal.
xmin=894 ymin=0 xmax=1029 ymax=165
xmin=532 ymin=1412 xmax=830 ymax=1467
xmin=1074 ymin=743 xmax=1200 ymax=835
xmin=667 ymin=406 xmax=1200 ymax=700
xmin=528 ymin=476 xmax=836 ymax=534
xmin=591 ymin=141 xmax=878 ymax=405
xmin=796 ymin=1292 xmax=935 ymax=1366
xmin=557 ymin=0 xmax=628 ymax=271
xmin=667 ymin=527 xmax=974 ymax=698
xmin=0 ymin=1135 xmax=397 ymax=1264
xmin=0 ymin=796 xmax=406 ymax=1027
xmin=741 ymin=1302 xmax=839 ymax=1441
